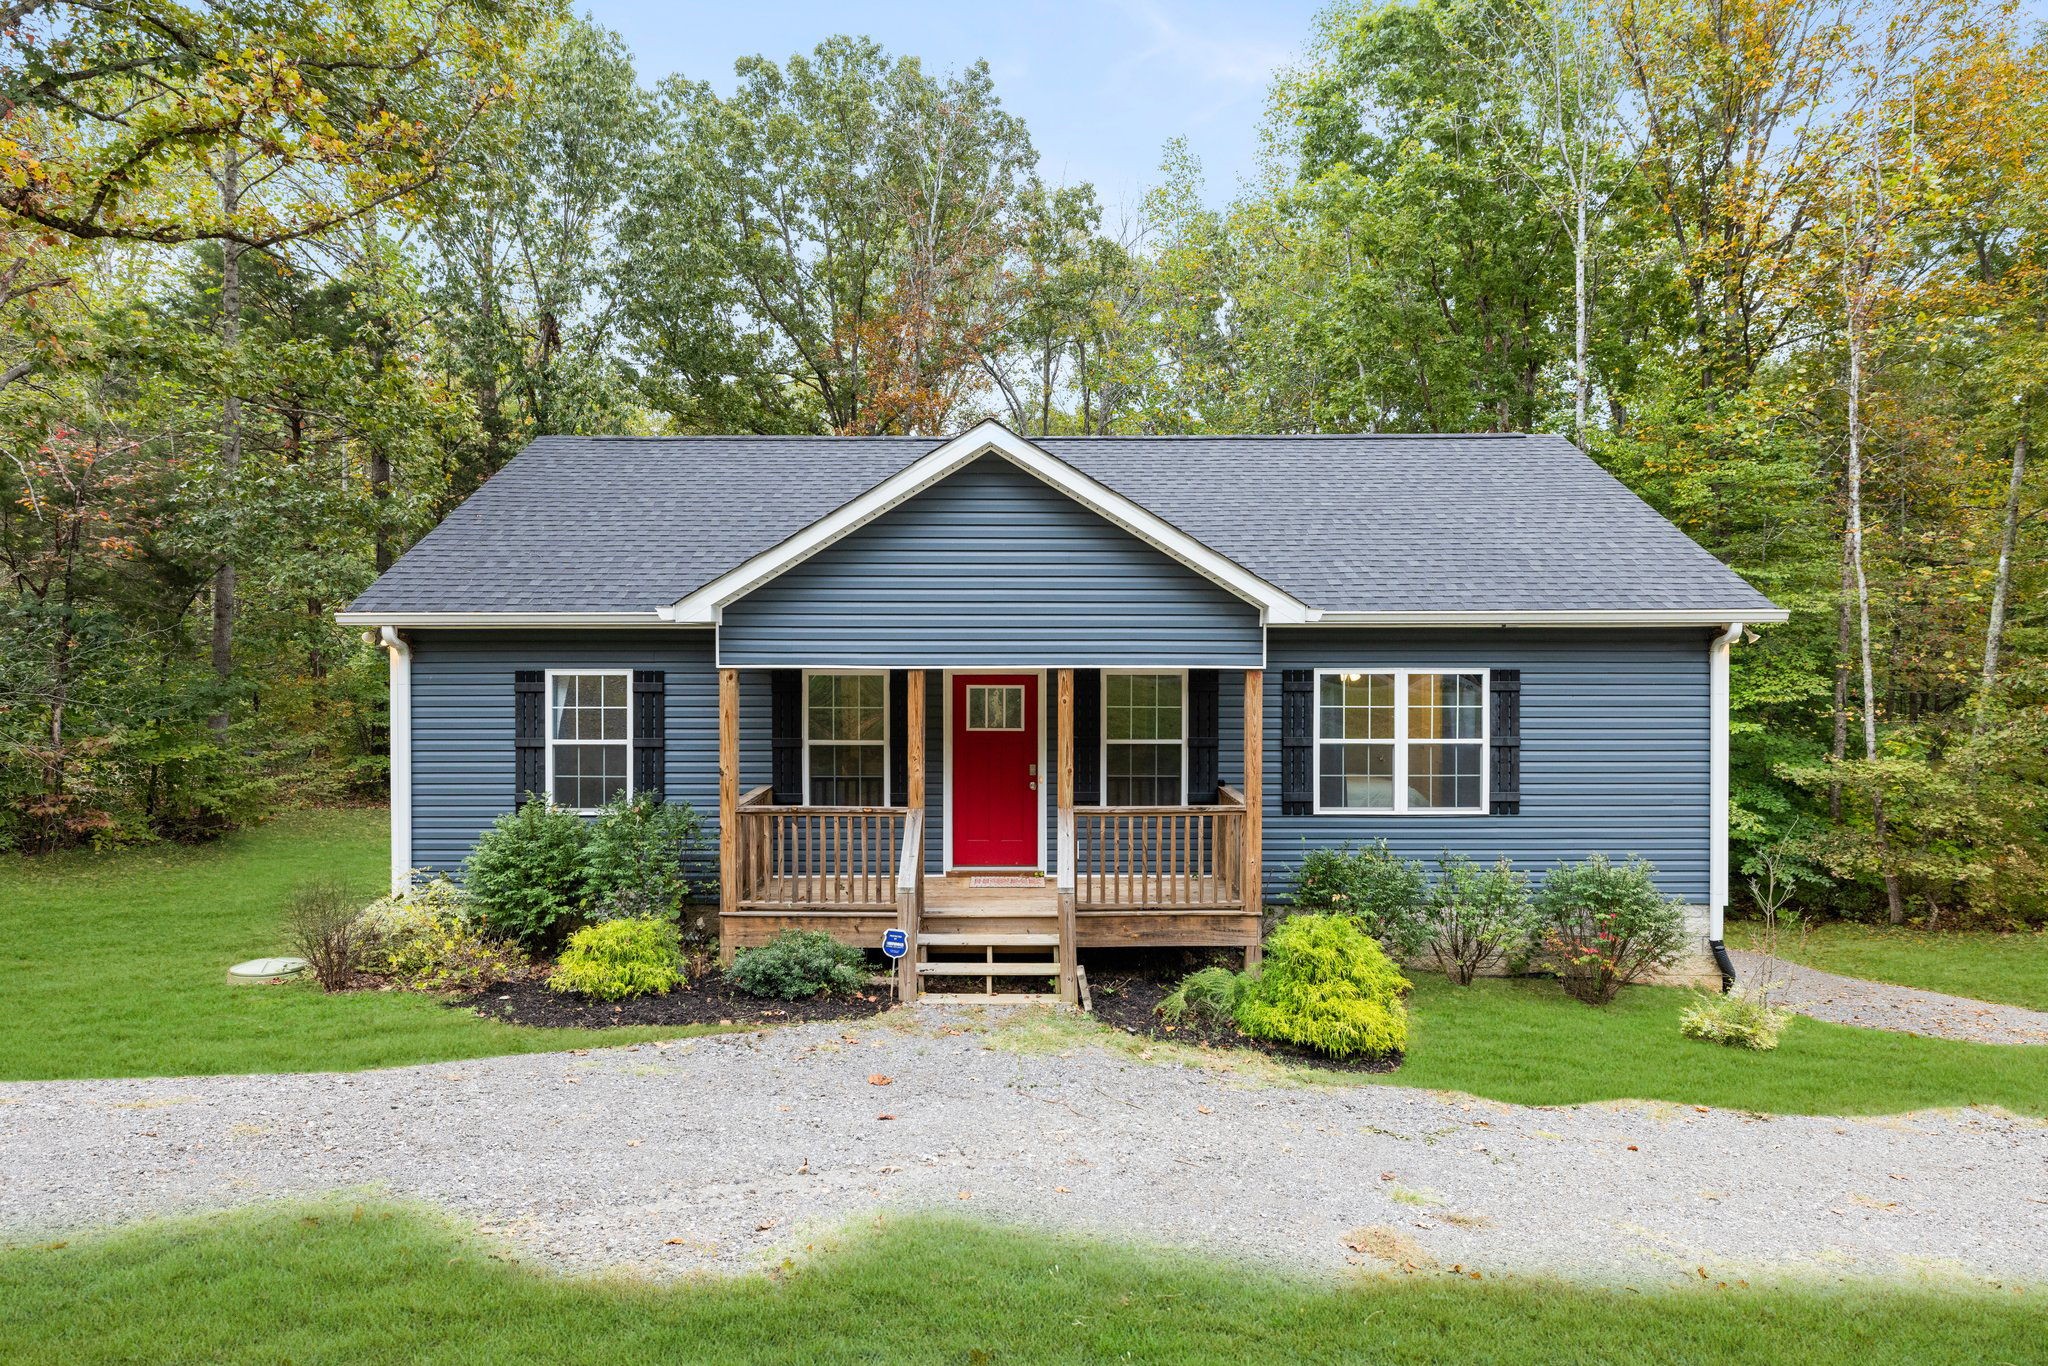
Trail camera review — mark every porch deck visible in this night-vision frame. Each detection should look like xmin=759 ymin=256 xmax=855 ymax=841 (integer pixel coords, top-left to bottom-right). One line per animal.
xmin=716 ymin=668 xmax=1266 ymax=1003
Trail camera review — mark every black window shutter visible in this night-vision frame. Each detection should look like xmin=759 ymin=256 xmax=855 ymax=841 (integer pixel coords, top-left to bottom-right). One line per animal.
xmin=633 ymin=670 xmax=665 ymax=801
xmin=1186 ymin=669 xmax=1219 ymax=802
xmin=1280 ymin=669 xmax=1313 ymax=816
xmin=513 ymin=670 xmax=545 ymax=807
xmin=887 ymin=670 xmax=908 ymax=805
xmin=1490 ymin=669 xmax=1521 ymax=815
xmin=771 ymin=670 xmax=803 ymax=804
xmin=1073 ymin=669 xmax=1101 ymax=805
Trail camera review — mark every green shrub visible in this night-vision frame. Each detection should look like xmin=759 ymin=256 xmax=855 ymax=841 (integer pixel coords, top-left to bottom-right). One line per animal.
xmin=463 ymin=801 xmax=591 ymax=951
xmin=1533 ymin=854 xmax=1692 ymax=1005
xmin=1234 ymin=914 xmax=1411 ymax=1059
xmin=1291 ymin=841 xmax=1431 ymax=957
xmin=384 ymin=920 xmax=527 ymax=993
xmin=548 ymin=917 xmax=685 ymax=1001
xmin=352 ymin=876 xmax=472 ymax=974
xmin=1156 ymin=965 xmax=1245 ymax=1028
xmin=1680 ymin=991 xmax=1790 ymax=1051
xmin=1427 ymin=854 xmax=1536 ymax=985
xmin=582 ymin=796 xmax=706 ymax=931
xmin=725 ymin=930 xmax=869 ymax=999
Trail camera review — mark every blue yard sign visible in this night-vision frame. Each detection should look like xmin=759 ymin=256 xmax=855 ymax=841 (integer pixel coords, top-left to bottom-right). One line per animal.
xmin=881 ymin=928 xmax=909 ymax=959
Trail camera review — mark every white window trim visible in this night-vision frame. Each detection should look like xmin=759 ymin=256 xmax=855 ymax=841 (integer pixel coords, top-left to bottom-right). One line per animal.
xmin=1311 ymin=667 xmax=1490 ymax=816
xmin=1100 ymin=668 xmax=1189 ymax=807
xmin=542 ymin=667 xmax=634 ymax=815
xmin=800 ymin=668 xmax=892 ymax=807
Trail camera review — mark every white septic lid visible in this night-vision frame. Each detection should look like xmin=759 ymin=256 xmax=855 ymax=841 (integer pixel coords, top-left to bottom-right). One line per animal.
xmin=228 ymin=957 xmax=310 ymax=980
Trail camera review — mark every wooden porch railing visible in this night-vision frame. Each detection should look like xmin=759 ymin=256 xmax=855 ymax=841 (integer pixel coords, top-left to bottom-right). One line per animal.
xmin=732 ymin=786 xmax=910 ymax=910
xmin=1072 ymin=785 xmax=1248 ymax=910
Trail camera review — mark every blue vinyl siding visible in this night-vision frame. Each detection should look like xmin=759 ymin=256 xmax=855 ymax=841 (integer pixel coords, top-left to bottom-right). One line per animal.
xmin=716 ymin=454 xmax=1265 ymax=668
xmin=408 ymin=630 xmax=763 ymax=876
xmin=1238 ymin=628 xmax=1713 ymax=905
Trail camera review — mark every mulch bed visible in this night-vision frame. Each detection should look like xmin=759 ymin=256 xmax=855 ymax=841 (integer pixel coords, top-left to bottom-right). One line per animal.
xmin=1084 ymin=951 xmax=1402 ymax=1075
xmin=457 ymin=973 xmax=896 ymax=1029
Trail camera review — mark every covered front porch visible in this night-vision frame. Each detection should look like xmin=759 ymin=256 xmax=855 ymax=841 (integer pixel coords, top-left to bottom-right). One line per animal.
xmin=715 ymin=668 xmax=1266 ymax=1004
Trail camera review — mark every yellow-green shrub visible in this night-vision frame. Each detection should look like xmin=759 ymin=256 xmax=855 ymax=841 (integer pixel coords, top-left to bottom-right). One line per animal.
xmin=1234 ymin=914 xmax=1411 ymax=1059
xmin=548 ymin=917 xmax=684 ymax=1001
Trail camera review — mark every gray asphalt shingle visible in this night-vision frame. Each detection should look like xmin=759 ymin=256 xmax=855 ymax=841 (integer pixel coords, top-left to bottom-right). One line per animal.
xmin=345 ymin=432 xmax=1779 ymax=617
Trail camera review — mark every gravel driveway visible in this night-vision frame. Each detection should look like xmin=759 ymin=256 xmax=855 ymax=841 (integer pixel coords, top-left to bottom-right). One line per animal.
xmin=2 ymin=1011 xmax=2043 ymax=1286
xmin=1730 ymin=950 xmax=2048 ymax=1046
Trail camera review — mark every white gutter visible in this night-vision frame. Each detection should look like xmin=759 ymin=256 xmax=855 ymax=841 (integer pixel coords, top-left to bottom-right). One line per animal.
xmin=1302 ymin=609 xmax=1790 ymax=627
xmin=370 ymin=626 xmax=413 ymax=896
xmin=1708 ymin=622 xmax=1742 ymax=987
xmin=336 ymin=611 xmax=677 ymax=629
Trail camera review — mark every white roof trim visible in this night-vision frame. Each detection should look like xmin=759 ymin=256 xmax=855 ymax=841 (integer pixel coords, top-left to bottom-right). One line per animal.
xmin=334 ymin=611 xmax=685 ymax=629
xmin=1301 ymin=608 xmax=1790 ymax=627
xmin=662 ymin=420 xmax=1313 ymax=625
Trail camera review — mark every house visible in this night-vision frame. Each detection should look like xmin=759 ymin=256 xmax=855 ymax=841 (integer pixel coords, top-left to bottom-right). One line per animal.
xmin=337 ymin=420 xmax=1785 ymax=1002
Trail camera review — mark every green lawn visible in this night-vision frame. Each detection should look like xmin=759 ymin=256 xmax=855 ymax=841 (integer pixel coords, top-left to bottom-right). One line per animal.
xmin=1364 ymin=974 xmax=2048 ymax=1117
xmin=1727 ymin=918 xmax=2048 ymax=1012
xmin=2 ymin=1201 xmax=2039 ymax=1366
xmin=0 ymin=808 xmax=700 ymax=1080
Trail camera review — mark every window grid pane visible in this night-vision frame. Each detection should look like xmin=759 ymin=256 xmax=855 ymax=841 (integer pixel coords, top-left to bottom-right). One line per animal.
xmin=1106 ymin=674 xmax=1182 ymax=743
xmin=549 ymin=673 xmax=630 ymax=808
xmin=966 ymin=685 xmax=1024 ymax=731
xmin=1316 ymin=672 xmax=1486 ymax=812
xmin=809 ymin=742 xmax=884 ymax=806
xmin=808 ymin=674 xmax=885 ymax=742
xmin=1107 ymin=741 xmax=1182 ymax=806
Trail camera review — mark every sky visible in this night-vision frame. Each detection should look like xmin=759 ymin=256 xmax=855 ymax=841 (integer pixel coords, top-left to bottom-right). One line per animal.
xmin=576 ymin=0 xmax=1328 ymax=214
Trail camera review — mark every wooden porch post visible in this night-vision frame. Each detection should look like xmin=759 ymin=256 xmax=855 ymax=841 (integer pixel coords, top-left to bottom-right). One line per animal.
xmin=906 ymin=670 xmax=926 ymax=810
xmin=1056 ymin=669 xmax=1078 ymax=1004
xmin=1242 ymin=668 xmax=1264 ymax=970
xmin=718 ymin=668 xmax=739 ymax=962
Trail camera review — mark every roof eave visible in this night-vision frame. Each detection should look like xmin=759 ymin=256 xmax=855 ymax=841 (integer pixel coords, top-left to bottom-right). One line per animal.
xmin=1300 ymin=608 xmax=1790 ymax=627
xmin=333 ymin=610 xmax=688 ymax=629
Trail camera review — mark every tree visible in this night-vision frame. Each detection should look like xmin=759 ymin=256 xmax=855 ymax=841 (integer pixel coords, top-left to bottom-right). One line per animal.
xmin=620 ymin=37 xmax=1046 ymax=434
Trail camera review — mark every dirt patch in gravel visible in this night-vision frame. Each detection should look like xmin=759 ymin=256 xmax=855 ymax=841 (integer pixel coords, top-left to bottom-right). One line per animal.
xmin=458 ymin=974 xmax=895 ymax=1029
xmin=1083 ymin=955 xmax=1401 ymax=1075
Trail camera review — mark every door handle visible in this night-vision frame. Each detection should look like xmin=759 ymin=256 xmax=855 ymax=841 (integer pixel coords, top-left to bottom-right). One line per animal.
xmin=1029 ymin=781 xmax=1038 ymax=791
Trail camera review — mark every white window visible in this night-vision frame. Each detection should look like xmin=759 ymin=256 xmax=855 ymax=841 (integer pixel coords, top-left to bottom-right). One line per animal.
xmin=965 ymin=684 xmax=1025 ymax=731
xmin=547 ymin=670 xmax=631 ymax=811
xmin=1315 ymin=669 xmax=1487 ymax=814
xmin=1103 ymin=671 xmax=1185 ymax=806
xmin=805 ymin=672 xmax=887 ymax=806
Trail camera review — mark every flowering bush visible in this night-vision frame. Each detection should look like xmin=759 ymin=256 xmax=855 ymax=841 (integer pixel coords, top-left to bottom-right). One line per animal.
xmin=1426 ymin=854 xmax=1536 ymax=984
xmin=352 ymin=875 xmax=472 ymax=969
xmin=1234 ymin=914 xmax=1411 ymax=1059
xmin=385 ymin=921 xmax=528 ymax=992
xmin=1532 ymin=855 xmax=1690 ymax=1005
xmin=548 ymin=917 xmax=684 ymax=1001
xmin=1680 ymin=991 xmax=1790 ymax=1050
xmin=1291 ymin=841 xmax=1431 ymax=957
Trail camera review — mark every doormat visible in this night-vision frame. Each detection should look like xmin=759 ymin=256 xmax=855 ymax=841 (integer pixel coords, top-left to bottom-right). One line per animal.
xmin=967 ymin=875 xmax=1045 ymax=887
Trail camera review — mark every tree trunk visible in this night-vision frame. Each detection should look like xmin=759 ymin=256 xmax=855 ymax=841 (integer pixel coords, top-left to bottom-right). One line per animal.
xmin=1974 ymin=432 xmax=2026 ymax=737
xmin=1574 ymin=183 xmax=1589 ymax=450
xmin=1843 ymin=275 xmax=1904 ymax=924
xmin=1830 ymin=531 xmax=1852 ymax=822
xmin=209 ymin=147 xmax=244 ymax=734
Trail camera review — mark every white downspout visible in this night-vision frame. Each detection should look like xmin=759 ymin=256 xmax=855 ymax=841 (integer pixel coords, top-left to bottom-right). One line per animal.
xmin=1708 ymin=622 xmax=1742 ymax=989
xmin=373 ymin=626 xmax=413 ymax=896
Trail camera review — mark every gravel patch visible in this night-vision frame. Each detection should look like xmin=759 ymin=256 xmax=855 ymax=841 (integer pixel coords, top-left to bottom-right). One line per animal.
xmin=1730 ymin=951 xmax=2048 ymax=1046
xmin=2 ymin=1011 xmax=2043 ymax=1286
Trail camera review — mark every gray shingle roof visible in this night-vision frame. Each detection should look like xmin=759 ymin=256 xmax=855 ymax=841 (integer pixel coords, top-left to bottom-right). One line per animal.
xmin=345 ymin=432 xmax=1779 ymax=618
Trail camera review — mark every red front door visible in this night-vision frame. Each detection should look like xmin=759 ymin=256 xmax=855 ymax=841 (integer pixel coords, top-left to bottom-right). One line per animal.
xmin=951 ymin=673 xmax=1040 ymax=868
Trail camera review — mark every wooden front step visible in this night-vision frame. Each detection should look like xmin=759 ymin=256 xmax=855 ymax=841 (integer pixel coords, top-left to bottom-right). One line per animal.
xmin=917 ymin=960 xmax=1061 ymax=977
xmin=918 ymin=931 xmax=1058 ymax=947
